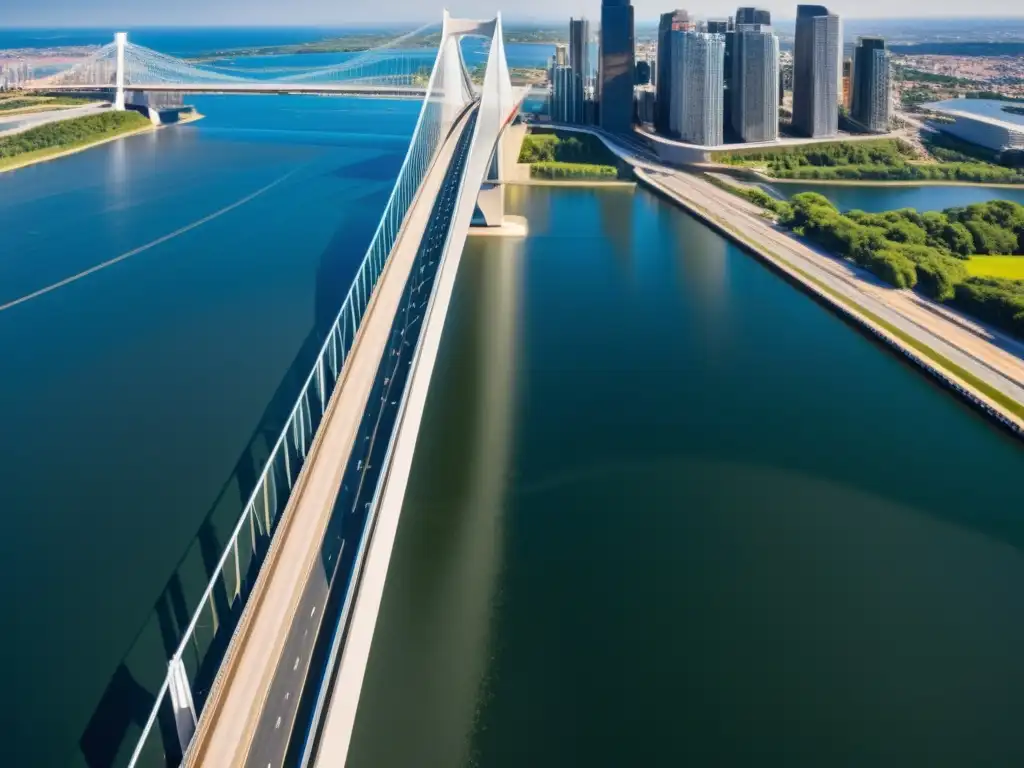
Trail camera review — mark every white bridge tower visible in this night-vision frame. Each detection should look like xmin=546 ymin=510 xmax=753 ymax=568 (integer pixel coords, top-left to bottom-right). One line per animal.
xmin=114 ymin=32 xmax=127 ymax=111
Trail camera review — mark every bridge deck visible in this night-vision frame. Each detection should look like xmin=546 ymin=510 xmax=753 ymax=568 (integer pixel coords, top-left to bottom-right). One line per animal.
xmin=182 ymin=108 xmax=475 ymax=768
xmin=33 ymin=83 xmax=427 ymax=98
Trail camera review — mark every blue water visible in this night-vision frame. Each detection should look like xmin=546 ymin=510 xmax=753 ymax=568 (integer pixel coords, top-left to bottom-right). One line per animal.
xmin=0 ymin=93 xmax=417 ymax=767
xmin=772 ymin=182 xmax=1024 ymax=212
xmin=925 ymin=98 xmax=1024 ymax=125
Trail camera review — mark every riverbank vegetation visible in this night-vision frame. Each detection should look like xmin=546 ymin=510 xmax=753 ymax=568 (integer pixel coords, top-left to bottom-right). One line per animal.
xmin=0 ymin=111 xmax=151 ymax=170
xmin=519 ymin=131 xmax=622 ymax=180
xmin=713 ymin=138 xmax=1024 ymax=184
xmin=0 ymin=95 xmax=94 ymax=113
xmin=780 ymin=192 xmax=1024 ymax=336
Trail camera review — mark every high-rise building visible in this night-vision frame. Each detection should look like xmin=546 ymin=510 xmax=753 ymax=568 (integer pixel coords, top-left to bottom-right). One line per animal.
xmin=655 ymin=9 xmax=694 ymax=134
xmin=570 ymin=18 xmax=591 ymax=84
xmin=635 ymin=86 xmax=656 ymax=125
xmin=841 ymin=55 xmax=853 ymax=109
xmin=731 ymin=28 xmax=779 ymax=142
xmin=600 ymin=0 xmax=636 ymax=133
xmin=851 ymin=37 xmax=891 ymax=133
xmin=736 ymin=7 xmax=771 ymax=26
xmin=555 ymin=43 xmax=568 ymax=67
xmin=706 ymin=19 xmax=731 ymax=34
xmin=792 ymin=4 xmax=841 ymax=138
xmin=552 ymin=65 xmax=580 ymax=123
xmin=671 ymin=31 xmax=725 ymax=146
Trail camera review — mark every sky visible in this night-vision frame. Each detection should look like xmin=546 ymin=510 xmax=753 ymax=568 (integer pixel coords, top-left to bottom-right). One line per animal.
xmin=2 ymin=0 xmax=1021 ymax=27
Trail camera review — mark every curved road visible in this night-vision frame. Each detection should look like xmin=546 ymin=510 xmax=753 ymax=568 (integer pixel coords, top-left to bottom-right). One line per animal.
xmin=0 ymin=101 xmax=108 ymax=137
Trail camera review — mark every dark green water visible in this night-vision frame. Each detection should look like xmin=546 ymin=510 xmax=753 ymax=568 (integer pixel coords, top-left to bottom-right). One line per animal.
xmin=773 ymin=182 xmax=1024 ymax=212
xmin=349 ymin=185 xmax=1024 ymax=766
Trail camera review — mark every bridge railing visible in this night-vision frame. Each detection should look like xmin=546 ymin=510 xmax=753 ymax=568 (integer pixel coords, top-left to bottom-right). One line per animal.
xmin=123 ymin=26 xmax=467 ymax=768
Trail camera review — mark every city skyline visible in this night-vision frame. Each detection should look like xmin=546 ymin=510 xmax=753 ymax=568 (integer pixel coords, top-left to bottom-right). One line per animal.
xmin=3 ymin=0 xmax=1023 ymax=27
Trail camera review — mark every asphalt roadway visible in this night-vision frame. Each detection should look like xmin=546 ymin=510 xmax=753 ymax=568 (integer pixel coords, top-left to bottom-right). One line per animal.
xmin=0 ymin=101 xmax=108 ymax=137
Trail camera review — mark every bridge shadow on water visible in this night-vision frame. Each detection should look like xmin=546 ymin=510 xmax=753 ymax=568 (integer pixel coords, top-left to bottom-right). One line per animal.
xmin=77 ymin=178 xmax=390 ymax=768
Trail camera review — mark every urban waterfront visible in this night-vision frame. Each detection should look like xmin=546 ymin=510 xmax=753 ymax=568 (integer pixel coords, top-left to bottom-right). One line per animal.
xmin=349 ymin=185 xmax=1024 ymax=767
xmin=773 ymin=181 xmax=1024 ymax=212
xmin=0 ymin=95 xmax=416 ymax=766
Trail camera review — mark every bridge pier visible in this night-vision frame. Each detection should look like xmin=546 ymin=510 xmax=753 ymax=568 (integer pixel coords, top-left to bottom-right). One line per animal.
xmin=114 ymin=32 xmax=127 ymax=111
xmin=475 ymin=131 xmax=505 ymax=227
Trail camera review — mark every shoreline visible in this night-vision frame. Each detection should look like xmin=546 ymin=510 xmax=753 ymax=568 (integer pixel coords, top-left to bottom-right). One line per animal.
xmin=750 ymin=172 xmax=1024 ymax=189
xmin=634 ymin=168 xmax=1024 ymax=441
xmin=0 ymin=112 xmax=204 ymax=175
xmin=504 ymin=179 xmax=635 ymax=188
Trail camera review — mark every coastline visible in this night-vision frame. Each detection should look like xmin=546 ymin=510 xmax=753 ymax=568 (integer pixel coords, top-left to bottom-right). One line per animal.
xmin=0 ymin=112 xmax=204 ymax=175
xmin=634 ymin=167 xmax=1024 ymax=439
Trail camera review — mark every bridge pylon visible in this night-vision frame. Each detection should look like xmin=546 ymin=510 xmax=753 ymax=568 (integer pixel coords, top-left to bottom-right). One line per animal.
xmin=114 ymin=32 xmax=127 ymax=111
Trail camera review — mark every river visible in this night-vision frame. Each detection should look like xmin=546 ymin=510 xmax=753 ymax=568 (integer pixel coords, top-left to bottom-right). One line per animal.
xmin=348 ymin=185 xmax=1024 ymax=767
xmin=0 ymin=94 xmax=416 ymax=767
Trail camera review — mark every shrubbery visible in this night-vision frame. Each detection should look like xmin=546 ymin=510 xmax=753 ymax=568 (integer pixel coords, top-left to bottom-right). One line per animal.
xmin=531 ymin=162 xmax=617 ymax=179
xmin=713 ymin=137 xmax=1024 ymax=184
xmin=774 ymin=192 xmax=1024 ymax=334
xmin=0 ymin=110 xmax=149 ymax=160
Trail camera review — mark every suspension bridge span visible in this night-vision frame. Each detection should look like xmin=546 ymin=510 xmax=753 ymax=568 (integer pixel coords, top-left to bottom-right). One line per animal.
xmin=26 ymin=24 xmax=466 ymax=102
xmin=100 ymin=12 xmax=525 ymax=768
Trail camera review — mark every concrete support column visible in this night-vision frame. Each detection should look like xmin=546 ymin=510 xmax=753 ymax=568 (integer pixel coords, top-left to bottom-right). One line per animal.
xmin=475 ymin=138 xmax=506 ymax=227
xmin=114 ymin=32 xmax=127 ymax=111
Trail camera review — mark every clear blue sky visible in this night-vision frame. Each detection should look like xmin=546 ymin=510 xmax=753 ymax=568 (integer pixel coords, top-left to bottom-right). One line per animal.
xmin=4 ymin=0 xmax=1020 ymax=27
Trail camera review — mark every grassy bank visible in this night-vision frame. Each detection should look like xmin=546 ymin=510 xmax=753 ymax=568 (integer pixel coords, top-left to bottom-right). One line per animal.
xmin=712 ymin=138 xmax=1024 ymax=185
xmin=519 ymin=130 xmax=623 ymax=181
xmin=0 ymin=111 xmax=152 ymax=171
xmin=967 ymin=256 xmax=1024 ymax=280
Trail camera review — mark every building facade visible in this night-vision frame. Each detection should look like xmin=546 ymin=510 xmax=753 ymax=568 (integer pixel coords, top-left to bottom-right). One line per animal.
xmin=851 ymin=36 xmax=890 ymax=133
xmin=551 ymin=65 xmax=580 ymax=123
xmin=569 ymin=18 xmax=591 ymax=84
xmin=600 ymin=0 xmax=636 ymax=133
xmin=731 ymin=28 xmax=780 ymax=142
xmin=656 ymin=9 xmax=694 ymax=135
xmin=671 ymin=31 xmax=726 ymax=146
xmin=736 ymin=6 xmax=771 ymax=26
xmin=930 ymin=109 xmax=1024 ymax=152
xmin=792 ymin=4 xmax=840 ymax=138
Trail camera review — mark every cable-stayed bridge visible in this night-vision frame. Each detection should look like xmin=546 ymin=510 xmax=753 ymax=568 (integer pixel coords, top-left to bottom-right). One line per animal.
xmin=71 ymin=11 xmax=526 ymax=768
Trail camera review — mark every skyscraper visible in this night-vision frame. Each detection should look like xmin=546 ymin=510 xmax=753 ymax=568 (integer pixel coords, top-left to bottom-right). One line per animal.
xmin=671 ymin=31 xmax=725 ymax=146
xmin=600 ymin=0 xmax=636 ymax=133
xmin=792 ymin=4 xmax=841 ymax=138
xmin=566 ymin=18 xmax=592 ymax=125
xmin=851 ymin=36 xmax=891 ymax=133
xmin=736 ymin=7 xmax=771 ymax=26
xmin=656 ymin=10 xmax=694 ymax=135
xmin=570 ymin=17 xmax=591 ymax=83
xmin=732 ymin=28 xmax=779 ymax=142
xmin=555 ymin=44 xmax=568 ymax=67
xmin=551 ymin=65 xmax=580 ymax=123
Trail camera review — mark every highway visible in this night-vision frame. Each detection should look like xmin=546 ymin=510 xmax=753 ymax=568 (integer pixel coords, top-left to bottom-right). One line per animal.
xmin=32 ymin=83 xmax=427 ymax=98
xmin=0 ymin=101 xmax=108 ymax=137
xmin=181 ymin=105 xmax=479 ymax=768
xmin=582 ymin=130 xmax=1024 ymax=425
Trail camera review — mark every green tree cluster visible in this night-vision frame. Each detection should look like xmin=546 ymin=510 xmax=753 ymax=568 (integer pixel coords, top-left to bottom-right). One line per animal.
xmin=0 ymin=110 xmax=149 ymax=160
xmin=519 ymin=131 xmax=619 ymax=168
xmin=714 ymin=137 xmax=1024 ymax=183
xmin=776 ymin=193 xmax=1024 ymax=334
